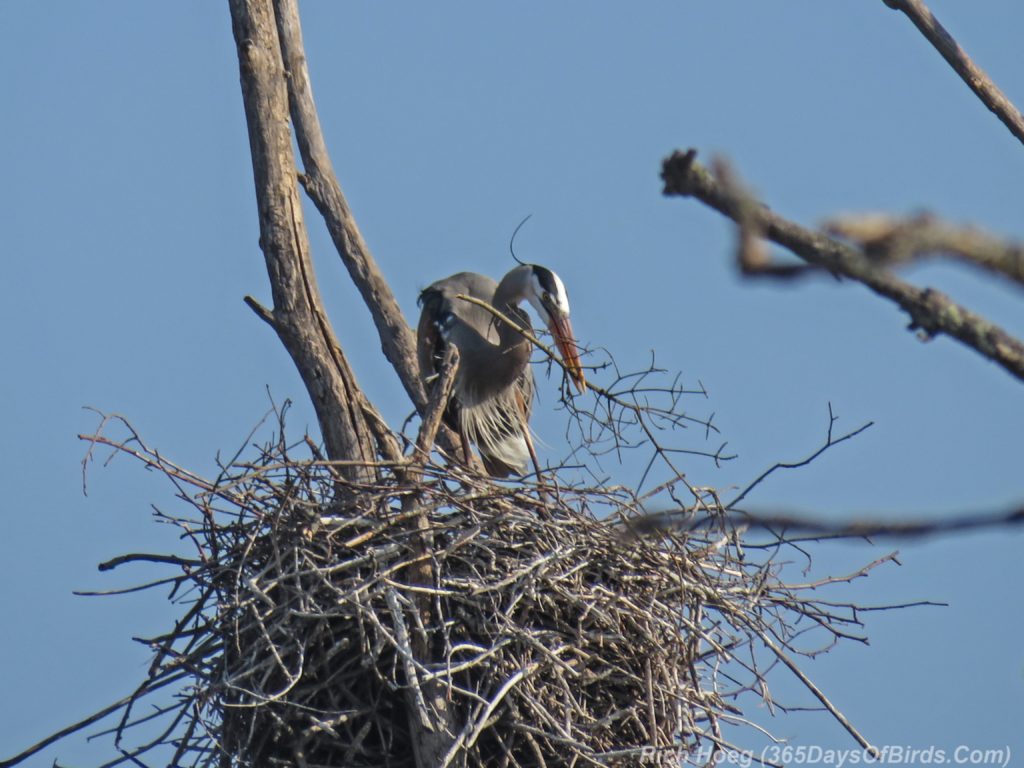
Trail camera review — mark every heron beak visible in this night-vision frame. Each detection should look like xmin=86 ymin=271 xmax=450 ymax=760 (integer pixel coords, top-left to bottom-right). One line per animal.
xmin=549 ymin=312 xmax=586 ymax=394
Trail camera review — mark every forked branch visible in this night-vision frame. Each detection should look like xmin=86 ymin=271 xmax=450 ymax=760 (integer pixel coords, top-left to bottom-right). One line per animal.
xmin=272 ymin=0 xmax=431 ymax=416
xmin=228 ymin=0 xmax=380 ymax=480
xmin=662 ymin=150 xmax=1024 ymax=383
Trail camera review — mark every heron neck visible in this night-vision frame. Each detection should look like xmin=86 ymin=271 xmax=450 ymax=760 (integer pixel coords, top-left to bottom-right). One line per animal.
xmin=458 ymin=304 xmax=531 ymax=402
xmin=491 ymin=265 xmax=534 ymax=354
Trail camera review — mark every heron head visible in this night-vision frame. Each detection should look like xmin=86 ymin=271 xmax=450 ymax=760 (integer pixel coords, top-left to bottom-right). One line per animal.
xmin=526 ymin=265 xmax=586 ymax=393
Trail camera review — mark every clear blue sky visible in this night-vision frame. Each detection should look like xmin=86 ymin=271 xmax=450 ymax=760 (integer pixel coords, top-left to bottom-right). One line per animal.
xmin=1 ymin=1 xmax=1021 ymax=764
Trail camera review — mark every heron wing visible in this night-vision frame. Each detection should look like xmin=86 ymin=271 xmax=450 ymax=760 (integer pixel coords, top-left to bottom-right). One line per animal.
xmin=416 ymin=271 xmax=535 ymax=476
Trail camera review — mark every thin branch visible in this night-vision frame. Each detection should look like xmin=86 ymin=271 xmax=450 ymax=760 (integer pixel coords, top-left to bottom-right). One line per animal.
xmin=728 ymin=404 xmax=872 ymax=509
xmin=883 ymin=0 xmax=1024 ymax=147
xmin=454 ymin=293 xmax=580 ymax=391
xmin=755 ymin=629 xmax=878 ymax=757
xmin=632 ymin=504 xmax=1024 ymax=541
xmin=243 ymin=295 xmax=277 ymax=328
xmin=412 ymin=346 xmax=460 ymax=469
xmin=0 ymin=695 xmax=138 ymax=768
xmin=662 ymin=150 xmax=1024 ymax=384
xmin=97 ymin=553 xmax=203 ymax=572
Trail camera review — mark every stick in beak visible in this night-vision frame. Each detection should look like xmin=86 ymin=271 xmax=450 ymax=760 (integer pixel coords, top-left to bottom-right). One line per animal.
xmin=549 ymin=311 xmax=586 ymax=394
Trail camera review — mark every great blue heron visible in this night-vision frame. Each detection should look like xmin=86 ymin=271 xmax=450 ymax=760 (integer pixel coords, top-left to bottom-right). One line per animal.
xmin=417 ymin=263 xmax=585 ymax=476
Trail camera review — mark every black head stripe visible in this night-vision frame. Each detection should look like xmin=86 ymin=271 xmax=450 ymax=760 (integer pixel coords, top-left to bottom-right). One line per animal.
xmin=531 ymin=265 xmax=558 ymax=295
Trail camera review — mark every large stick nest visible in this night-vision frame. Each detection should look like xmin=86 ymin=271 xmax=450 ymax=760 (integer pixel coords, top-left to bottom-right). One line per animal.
xmin=50 ymin=408 xmax=885 ymax=768
xmin=216 ymin=477 xmax=703 ymax=767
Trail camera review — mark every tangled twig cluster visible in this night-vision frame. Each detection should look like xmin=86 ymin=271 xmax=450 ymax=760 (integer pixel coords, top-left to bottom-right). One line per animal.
xmin=12 ymin=401 xmax=894 ymax=768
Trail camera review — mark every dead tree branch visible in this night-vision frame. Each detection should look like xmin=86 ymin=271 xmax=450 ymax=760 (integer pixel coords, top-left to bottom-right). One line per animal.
xmin=0 ymin=693 xmax=143 ymax=768
xmin=624 ymin=404 xmax=1023 ymax=542
xmin=882 ymin=0 xmax=1024 ymax=147
xmin=411 ymin=346 xmax=460 ymax=470
xmin=272 ymin=0 xmax=430 ymax=416
xmin=400 ymin=347 xmax=462 ymax=767
xmin=228 ymin=0 xmax=379 ymax=480
xmin=632 ymin=503 xmax=1024 ymax=542
xmin=728 ymin=403 xmax=872 ymax=510
xmin=662 ymin=149 xmax=1024 ymax=384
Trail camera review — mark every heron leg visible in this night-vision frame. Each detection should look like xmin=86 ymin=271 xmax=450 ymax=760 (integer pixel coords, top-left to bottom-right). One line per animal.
xmin=522 ymin=427 xmax=553 ymax=514
xmin=522 ymin=427 xmax=542 ymax=481
xmin=459 ymin=429 xmax=474 ymax=466
xmin=512 ymin=388 xmax=550 ymax=510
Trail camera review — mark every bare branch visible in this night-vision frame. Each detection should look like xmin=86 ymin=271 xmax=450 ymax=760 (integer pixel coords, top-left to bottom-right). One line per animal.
xmin=662 ymin=150 xmax=1024 ymax=383
xmin=0 ymin=693 xmax=141 ymax=768
xmin=632 ymin=504 xmax=1024 ymax=541
xmin=412 ymin=345 xmax=460 ymax=468
xmin=882 ymin=0 xmax=1024 ymax=147
xmin=227 ymin=0 xmax=379 ymax=480
xmin=728 ymin=403 xmax=872 ymax=509
xmin=755 ymin=629 xmax=878 ymax=757
xmin=243 ymin=294 xmax=277 ymax=328
xmin=824 ymin=212 xmax=1024 ymax=287
xmin=272 ymin=0 xmax=430 ymax=416
xmin=396 ymin=348 xmax=464 ymax=767
xmin=97 ymin=553 xmax=203 ymax=572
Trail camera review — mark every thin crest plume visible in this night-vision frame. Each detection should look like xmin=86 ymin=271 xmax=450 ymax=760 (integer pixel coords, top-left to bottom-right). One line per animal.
xmin=509 ymin=213 xmax=533 ymax=265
